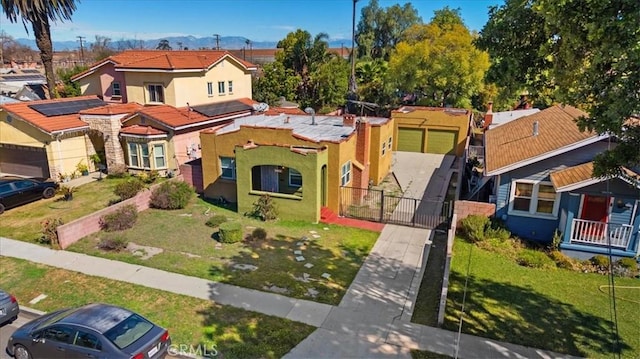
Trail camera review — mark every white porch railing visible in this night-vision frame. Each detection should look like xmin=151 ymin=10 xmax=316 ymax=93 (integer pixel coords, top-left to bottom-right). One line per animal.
xmin=570 ymin=219 xmax=633 ymax=249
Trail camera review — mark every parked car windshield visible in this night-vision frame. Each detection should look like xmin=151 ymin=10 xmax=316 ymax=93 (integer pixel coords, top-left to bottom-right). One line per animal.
xmin=103 ymin=314 xmax=153 ymax=349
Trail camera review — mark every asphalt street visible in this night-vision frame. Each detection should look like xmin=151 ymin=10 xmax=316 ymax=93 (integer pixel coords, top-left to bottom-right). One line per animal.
xmin=0 ymin=311 xmax=37 ymax=359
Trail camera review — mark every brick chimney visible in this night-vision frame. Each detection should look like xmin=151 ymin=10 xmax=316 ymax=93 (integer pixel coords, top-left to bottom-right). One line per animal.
xmin=483 ymin=102 xmax=494 ymax=129
xmin=343 ymin=114 xmax=356 ymax=127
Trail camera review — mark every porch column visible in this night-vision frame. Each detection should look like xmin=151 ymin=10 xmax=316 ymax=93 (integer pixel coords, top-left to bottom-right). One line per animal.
xmin=562 ymin=193 xmax=582 ymax=244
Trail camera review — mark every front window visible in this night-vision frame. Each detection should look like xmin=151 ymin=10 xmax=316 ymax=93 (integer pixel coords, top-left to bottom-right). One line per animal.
xmin=112 ymin=82 xmax=121 ymax=97
xmin=220 ymin=157 xmax=236 ymax=179
xmin=128 ymin=143 xmax=150 ymax=169
xmin=207 ymin=82 xmax=213 ymax=96
xmin=382 ymin=141 xmax=386 ymax=156
xmin=218 ymin=81 xmax=225 ymax=95
xmin=388 ymin=136 xmax=392 ymax=149
xmin=228 ymin=81 xmax=233 ymax=93
xmin=341 ymin=161 xmax=351 ymax=186
xmin=509 ymin=181 xmax=559 ymax=217
xmin=153 ymin=144 xmax=166 ymax=168
xmin=289 ymin=168 xmax=302 ymax=187
xmin=147 ymin=84 xmax=164 ymax=103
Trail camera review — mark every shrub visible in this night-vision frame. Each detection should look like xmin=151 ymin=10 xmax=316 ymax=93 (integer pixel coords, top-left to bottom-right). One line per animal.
xmin=251 ymin=227 xmax=268 ymax=241
xmin=590 ymin=255 xmax=610 ymax=271
xmin=615 ymin=258 xmax=639 ymax=277
xmin=40 ymin=217 xmax=64 ymax=248
xmin=484 ymin=227 xmax=511 ymax=241
xmin=548 ymin=250 xmax=579 ymax=270
xmin=100 ymin=205 xmax=138 ymax=232
xmin=206 ymin=214 xmax=228 ymax=228
xmin=218 ymin=222 xmax=243 ymax=243
xmin=246 ymin=194 xmax=278 ymax=221
xmin=98 ymin=236 xmax=128 ymax=251
xmin=617 ymin=257 xmax=638 ymax=270
xmin=477 ymin=237 xmax=522 ymax=259
xmin=114 ymin=179 xmax=145 ymax=201
xmin=106 ymin=164 xmax=129 ymax=178
xmin=460 ymin=215 xmax=489 ymax=242
xmin=516 ymin=249 xmax=556 ymax=269
xmin=137 ymin=170 xmax=159 ymax=184
xmin=150 ymin=181 xmax=194 ymax=209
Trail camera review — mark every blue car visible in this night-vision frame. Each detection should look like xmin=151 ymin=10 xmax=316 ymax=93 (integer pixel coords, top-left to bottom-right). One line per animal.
xmin=0 ymin=176 xmax=58 ymax=215
xmin=6 ymin=303 xmax=171 ymax=359
xmin=0 ymin=289 xmax=19 ymax=326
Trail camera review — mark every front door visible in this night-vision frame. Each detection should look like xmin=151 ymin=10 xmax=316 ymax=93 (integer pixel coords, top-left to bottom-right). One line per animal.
xmin=581 ymin=195 xmax=609 ymax=222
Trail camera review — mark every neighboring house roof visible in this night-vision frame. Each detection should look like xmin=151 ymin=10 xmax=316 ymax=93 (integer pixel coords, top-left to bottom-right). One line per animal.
xmin=135 ymin=105 xmax=212 ymax=130
xmin=550 ymin=162 xmax=640 ymax=191
xmin=264 ymin=107 xmax=306 ymax=116
xmin=71 ymin=50 xmax=257 ymax=81
xmin=80 ymin=103 xmax=143 ymax=116
xmin=484 ymin=105 xmax=607 ymax=176
xmin=214 ymin=114 xmax=389 ymax=143
xmin=487 ymin=108 xmax=540 ymax=128
xmin=0 ymin=95 xmax=20 ymax=105
xmin=15 ymin=84 xmax=49 ymax=101
xmin=392 ymin=106 xmax=470 ymax=117
xmin=0 ymin=95 xmax=105 ymax=134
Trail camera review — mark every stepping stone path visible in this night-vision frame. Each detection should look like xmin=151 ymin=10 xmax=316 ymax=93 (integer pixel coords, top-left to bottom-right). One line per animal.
xmin=306 ymin=288 xmax=319 ymax=298
xmin=232 ymin=263 xmax=258 ymax=271
xmin=321 ymin=273 xmax=331 ymax=279
xmin=309 ymin=231 xmax=317 ymax=234
xmin=263 ymin=285 xmax=289 ymax=294
xmin=312 ymin=234 xmax=321 ymax=239
xmin=294 ymin=250 xmax=303 ymax=255
xmin=214 ymin=243 xmax=223 ymax=250
xmin=295 ymin=256 xmax=306 ymax=262
xmin=296 ymin=242 xmax=304 ymax=246
xmin=304 ymin=263 xmax=314 ymax=269
xmin=323 ymin=227 xmax=329 ymax=230
xmin=295 ymin=273 xmax=312 ymax=283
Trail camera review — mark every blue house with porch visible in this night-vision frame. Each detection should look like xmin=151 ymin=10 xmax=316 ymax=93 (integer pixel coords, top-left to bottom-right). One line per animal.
xmin=482 ymin=105 xmax=640 ymax=259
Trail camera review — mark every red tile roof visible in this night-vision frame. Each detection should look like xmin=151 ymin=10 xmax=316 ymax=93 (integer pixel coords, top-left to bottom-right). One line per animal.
xmin=72 ymin=50 xmax=257 ymax=81
xmin=120 ymin=125 xmax=167 ymax=136
xmin=80 ymin=102 xmax=143 ymax=116
xmin=0 ymin=95 xmax=101 ymax=134
xmin=137 ymin=105 xmax=213 ymax=129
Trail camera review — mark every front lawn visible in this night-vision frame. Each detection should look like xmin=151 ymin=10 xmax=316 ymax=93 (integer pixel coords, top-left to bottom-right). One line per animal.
xmin=442 ymin=238 xmax=640 ymax=359
xmin=68 ymin=197 xmax=380 ymax=305
xmin=0 ymin=178 xmax=126 ymax=241
xmin=0 ymin=256 xmax=314 ymax=358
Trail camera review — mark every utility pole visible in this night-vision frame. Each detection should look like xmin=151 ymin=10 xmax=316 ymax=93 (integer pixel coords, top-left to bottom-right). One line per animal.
xmin=213 ymin=34 xmax=220 ymax=50
xmin=77 ymin=36 xmax=85 ymax=64
xmin=349 ymin=0 xmax=358 ymax=95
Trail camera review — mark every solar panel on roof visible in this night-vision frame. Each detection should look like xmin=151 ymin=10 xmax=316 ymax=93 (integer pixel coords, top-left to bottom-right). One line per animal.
xmin=21 ymin=69 xmax=41 ymax=74
xmin=192 ymin=100 xmax=253 ymax=117
xmin=28 ymin=98 xmax=107 ymax=117
xmin=0 ymin=74 xmax=45 ymax=82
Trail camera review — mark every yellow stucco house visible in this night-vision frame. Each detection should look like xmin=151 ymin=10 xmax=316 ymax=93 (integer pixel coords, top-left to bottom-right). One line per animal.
xmin=392 ymin=106 xmax=471 ymax=156
xmin=200 ymin=113 xmax=394 ymax=222
xmin=71 ymin=50 xmax=257 ymax=107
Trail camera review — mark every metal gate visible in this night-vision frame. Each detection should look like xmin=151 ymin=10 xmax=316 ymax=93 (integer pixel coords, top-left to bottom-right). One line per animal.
xmin=339 ymin=186 xmax=451 ymax=229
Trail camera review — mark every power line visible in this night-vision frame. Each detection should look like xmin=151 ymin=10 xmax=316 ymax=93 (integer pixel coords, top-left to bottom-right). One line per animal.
xmin=76 ymin=36 xmax=85 ymax=64
xmin=213 ymin=34 xmax=220 ymax=50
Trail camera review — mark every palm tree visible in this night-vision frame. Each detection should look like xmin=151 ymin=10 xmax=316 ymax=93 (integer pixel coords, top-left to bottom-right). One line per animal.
xmin=2 ymin=0 xmax=78 ymax=99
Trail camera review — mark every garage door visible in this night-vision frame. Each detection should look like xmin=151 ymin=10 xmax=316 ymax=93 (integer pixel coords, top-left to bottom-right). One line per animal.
xmin=397 ymin=128 xmax=424 ymax=152
xmin=426 ymin=130 xmax=457 ymax=154
xmin=0 ymin=144 xmax=50 ymax=178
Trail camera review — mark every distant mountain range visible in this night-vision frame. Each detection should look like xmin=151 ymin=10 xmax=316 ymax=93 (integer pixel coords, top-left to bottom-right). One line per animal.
xmin=15 ymin=35 xmax=352 ymax=51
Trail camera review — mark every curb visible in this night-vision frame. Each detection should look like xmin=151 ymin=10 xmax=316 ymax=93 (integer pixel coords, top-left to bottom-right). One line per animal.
xmin=19 ymin=305 xmax=46 ymax=319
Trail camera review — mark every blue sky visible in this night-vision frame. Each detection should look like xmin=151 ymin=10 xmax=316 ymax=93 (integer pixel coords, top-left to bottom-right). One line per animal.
xmin=2 ymin=0 xmax=503 ymax=43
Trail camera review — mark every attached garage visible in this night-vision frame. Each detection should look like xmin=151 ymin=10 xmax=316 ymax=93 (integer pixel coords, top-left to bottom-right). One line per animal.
xmin=426 ymin=130 xmax=458 ymax=154
xmin=0 ymin=144 xmax=50 ymax=178
xmin=397 ymin=128 xmax=424 ymax=152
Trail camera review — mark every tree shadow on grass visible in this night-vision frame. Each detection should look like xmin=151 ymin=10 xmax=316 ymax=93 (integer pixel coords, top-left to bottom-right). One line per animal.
xmin=443 ymin=271 xmax=631 ymax=357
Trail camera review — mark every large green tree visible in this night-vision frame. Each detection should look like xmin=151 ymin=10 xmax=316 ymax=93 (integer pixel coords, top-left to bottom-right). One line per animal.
xmin=355 ymin=0 xmax=421 ymax=60
xmin=477 ymin=0 xmax=640 ymax=176
xmin=388 ymin=9 xmax=489 ymax=108
xmin=2 ymin=0 xmax=78 ymax=99
xmin=252 ymin=61 xmax=299 ymax=106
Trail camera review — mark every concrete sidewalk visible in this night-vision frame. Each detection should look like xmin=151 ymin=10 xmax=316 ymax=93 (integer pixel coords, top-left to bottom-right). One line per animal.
xmin=0 ymin=237 xmax=332 ymax=327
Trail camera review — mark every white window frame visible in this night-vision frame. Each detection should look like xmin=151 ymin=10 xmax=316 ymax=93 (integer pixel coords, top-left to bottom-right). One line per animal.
xmin=147 ymin=84 xmax=164 ymax=104
xmin=218 ymin=81 xmax=225 ymax=95
xmin=207 ymin=82 xmax=214 ymax=97
xmin=228 ymin=80 xmax=233 ymax=94
xmin=128 ymin=143 xmax=150 ymax=169
xmin=153 ymin=143 xmax=167 ymax=169
xmin=220 ymin=157 xmax=236 ymax=180
xmin=388 ymin=136 xmax=392 ymax=150
xmin=341 ymin=161 xmax=351 ymax=186
xmin=508 ymin=180 xmax=561 ymax=219
xmin=112 ymin=81 xmax=121 ymax=97
xmin=381 ymin=141 xmax=386 ymax=156
xmin=289 ymin=168 xmax=302 ymax=187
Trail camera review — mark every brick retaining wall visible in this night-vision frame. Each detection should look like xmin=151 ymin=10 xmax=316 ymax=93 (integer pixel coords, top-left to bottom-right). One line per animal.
xmin=56 ymin=176 xmax=183 ymax=249
xmin=453 ymin=200 xmax=495 ymax=224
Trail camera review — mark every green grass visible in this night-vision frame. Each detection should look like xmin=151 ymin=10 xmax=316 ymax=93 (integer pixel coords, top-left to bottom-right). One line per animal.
xmin=0 ymin=178 xmax=127 ymax=241
xmin=68 ymin=197 xmax=379 ymax=305
xmin=0 ymin=256 xmax=315 ymax=358
xmin=411 ymin=230 xmax=447 ymax=325
xmin=442 ymin=238 xmax=640 ymax=359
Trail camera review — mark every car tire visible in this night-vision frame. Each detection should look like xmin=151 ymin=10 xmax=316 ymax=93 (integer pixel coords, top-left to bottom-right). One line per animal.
xmin=0 ymin=203 xmax=4 ymax=215
xmin=43 ymin=187 xmax=56 ymax=199
xmin=14 ymin=345 xmax=32 ymax=359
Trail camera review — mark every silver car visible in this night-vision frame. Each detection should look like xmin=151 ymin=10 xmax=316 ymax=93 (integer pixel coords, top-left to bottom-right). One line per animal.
xmin=6 ymin=303 xmax=170 ymax=359
xmin=0 ymin=289 xmax=19 ymax=325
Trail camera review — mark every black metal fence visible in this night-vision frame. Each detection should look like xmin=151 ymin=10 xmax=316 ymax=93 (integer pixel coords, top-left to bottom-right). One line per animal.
xmin=339 ymin=186 xmax=451 ymax=229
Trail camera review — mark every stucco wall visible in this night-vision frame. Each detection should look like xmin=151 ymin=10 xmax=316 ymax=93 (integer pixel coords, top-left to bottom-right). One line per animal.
xmin=78 ymin=71 xmax=103 ymax=99
xmin=56 ymin=176 xmax=183 ymax=249
xmin=369 ymin=121 xmax=394 ymax=185
xmin=392 ymin=109 xmax=470 ymax=156
xmin=124 ymin=72 xmax=177 ymax=106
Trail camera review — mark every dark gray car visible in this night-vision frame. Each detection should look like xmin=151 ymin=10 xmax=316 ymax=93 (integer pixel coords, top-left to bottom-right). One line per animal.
xmin=0 ymin=176 xmax=58 ymax=215
xmin=6 ymin=303 xmax=170 ymax=359
xmin=0 ymin=290 xmax=19 ymax=325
